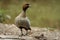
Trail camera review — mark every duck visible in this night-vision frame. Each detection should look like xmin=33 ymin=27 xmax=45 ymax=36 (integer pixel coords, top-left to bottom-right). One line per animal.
xmin=15 ymin=3 xmax=31 ymax=36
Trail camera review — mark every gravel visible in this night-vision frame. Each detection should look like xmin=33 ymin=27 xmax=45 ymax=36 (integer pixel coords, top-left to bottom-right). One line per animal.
xmin=0 ymin=23 xmax=60 ymax=40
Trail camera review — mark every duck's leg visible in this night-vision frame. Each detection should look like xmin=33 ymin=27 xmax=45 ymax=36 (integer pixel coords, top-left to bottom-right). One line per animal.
xmin=20 ymin=28 xmax=24 ymax=36
xmin=25 ymin=30 xmax=28 ymax=35
xmin=19 ymin=27 xmax=24 ymax=36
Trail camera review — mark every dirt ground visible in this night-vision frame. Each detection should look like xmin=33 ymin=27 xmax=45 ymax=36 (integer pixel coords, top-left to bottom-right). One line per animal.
xmin=0 ymin=23 xmax=60 ymax=40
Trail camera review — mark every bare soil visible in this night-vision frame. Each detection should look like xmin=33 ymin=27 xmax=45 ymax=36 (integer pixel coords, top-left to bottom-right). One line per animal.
xmin=0 ymin=23 xmax=60 ymax=40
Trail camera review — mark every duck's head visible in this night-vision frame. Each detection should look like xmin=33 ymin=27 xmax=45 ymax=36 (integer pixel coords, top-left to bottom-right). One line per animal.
xmin=23 ymin=3 xmax=30 ymax=12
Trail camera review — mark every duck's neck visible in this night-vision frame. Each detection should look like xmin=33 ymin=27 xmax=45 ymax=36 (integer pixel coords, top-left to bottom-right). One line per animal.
xmin=23 ymin=10 xmax=26 ymax=13
xmin=23 ymin=8 xmax=27 ymax=12
xmin=20 ymin=10 xmax=26 ymax=17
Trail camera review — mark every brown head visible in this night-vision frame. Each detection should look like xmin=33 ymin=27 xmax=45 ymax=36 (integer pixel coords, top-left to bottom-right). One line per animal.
xmin=23 ymin=3 xmax=30 ymax=12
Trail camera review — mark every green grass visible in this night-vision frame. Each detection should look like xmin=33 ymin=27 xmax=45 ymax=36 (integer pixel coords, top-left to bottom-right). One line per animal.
xmin=0 ymin=0 xmax=60 ymax=29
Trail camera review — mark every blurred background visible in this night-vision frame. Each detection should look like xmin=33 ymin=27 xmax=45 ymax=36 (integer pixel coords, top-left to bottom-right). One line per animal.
xmin=0 ymin=0 xmax=60 ymax=29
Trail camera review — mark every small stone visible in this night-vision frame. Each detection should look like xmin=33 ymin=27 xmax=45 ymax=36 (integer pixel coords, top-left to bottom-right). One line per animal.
xmin=21 ymin=39 xmax=25 ymax=40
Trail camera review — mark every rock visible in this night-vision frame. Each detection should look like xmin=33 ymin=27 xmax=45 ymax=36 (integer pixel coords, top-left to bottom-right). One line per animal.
xmin=0 ymin=23 xmax=60 ymax=40
xmin=34 ymin=34 xmax=47 ymax=40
